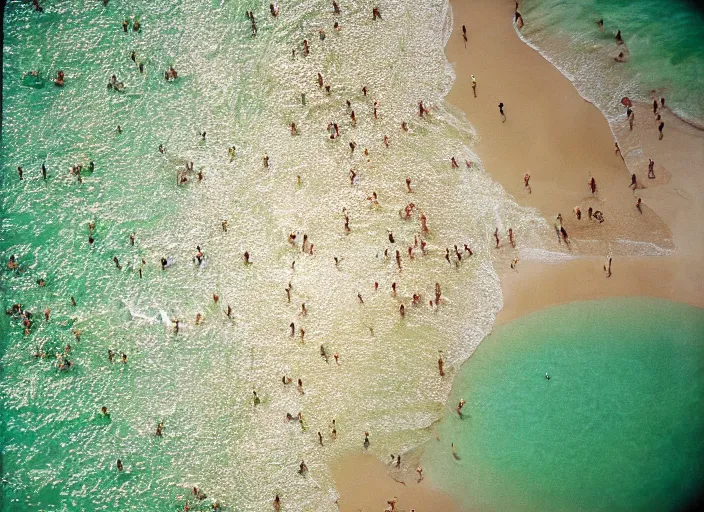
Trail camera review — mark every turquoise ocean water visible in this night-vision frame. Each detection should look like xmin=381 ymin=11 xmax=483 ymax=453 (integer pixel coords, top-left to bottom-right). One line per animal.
xmin=2 ymin=1 xmax=702 ymax=511
xmin=1 ymin=1 xmax=550 ymax=510
xmin=423 ymin=298 xmax=704 ymax=512
xmin=519 ymin=0 xmax=704 ymax=126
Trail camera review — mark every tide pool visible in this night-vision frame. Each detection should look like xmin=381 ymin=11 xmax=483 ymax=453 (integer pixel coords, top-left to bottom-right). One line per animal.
xmin=423 ymin=298 xmax=704 ymax=511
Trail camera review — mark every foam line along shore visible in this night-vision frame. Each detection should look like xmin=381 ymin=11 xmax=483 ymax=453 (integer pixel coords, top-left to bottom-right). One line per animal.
xmin=333 ymin=0 xmax=704 ymax=509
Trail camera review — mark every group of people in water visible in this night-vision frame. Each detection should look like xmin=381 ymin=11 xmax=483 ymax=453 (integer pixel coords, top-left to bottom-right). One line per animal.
xmin=4 ymin=3 xmax=582 ymax=511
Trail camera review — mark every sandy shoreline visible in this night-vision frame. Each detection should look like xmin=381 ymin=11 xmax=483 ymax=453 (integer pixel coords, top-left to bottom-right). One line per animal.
xmin=332 ymin=0 xmax=704 ymax=510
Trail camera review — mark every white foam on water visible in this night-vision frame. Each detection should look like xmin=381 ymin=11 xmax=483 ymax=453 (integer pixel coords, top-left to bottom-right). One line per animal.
xmin=0 ymin=1 xmax=553 ymax=510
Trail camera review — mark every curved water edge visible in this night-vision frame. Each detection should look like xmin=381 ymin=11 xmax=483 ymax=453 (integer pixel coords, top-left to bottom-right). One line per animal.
xmin=422 ymin=297 xmax=704 ymax=512
xmin=0 ymin=1 xmax=549 ymax=510
xmin=514 ymin=0 xmax=704 ymax=180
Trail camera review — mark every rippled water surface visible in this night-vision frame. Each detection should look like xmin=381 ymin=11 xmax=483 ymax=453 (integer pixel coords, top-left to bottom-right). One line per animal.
xmin=1 ymin=1 xmax=549 ymax=510
xmin=423 ymin=298 xmax=704 ymax=512
xmin=519 ymin=0 xmax=704 ymax=125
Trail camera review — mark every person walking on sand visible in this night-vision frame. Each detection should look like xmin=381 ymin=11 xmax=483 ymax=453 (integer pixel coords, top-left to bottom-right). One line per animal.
xmin=604 ymin=255 xmax=612 ymax=277
xmin=471 ymin=74 xmax=476 ymax=97
xmin=494 ymin=228 xmax=500 ymax=248
xmin=416 ymin=466 xmax=424 ymax=481
xmin=658 ymin=121 xmax=665 ymax=140
xmin=588 ymin=176 xmax=597 ymax=194
xmin=648 ymin=159 xmax=656 ymax=179
xmin=636 ymin=197 xmax=642 ymax=213
xmin=498 ymin=102 xmax=505 ymax=120
xmin=462 ymin=25 xmax=468 ymax=47
xmin=524 ymin=171 xmax=531 ymax=193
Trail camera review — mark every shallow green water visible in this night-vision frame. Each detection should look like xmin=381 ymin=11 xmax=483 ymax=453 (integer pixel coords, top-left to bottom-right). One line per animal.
xmin=423 ymin=298 xmax=704 ymax=511
xmin=1 ymin=1 xmax=549 ymax=510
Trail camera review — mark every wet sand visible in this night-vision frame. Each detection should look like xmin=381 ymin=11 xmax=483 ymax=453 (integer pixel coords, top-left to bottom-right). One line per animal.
xmin=333 ymin=452 xmax=464 ymax=512
xmin=333 ymin=0 xmax=704 ymax=510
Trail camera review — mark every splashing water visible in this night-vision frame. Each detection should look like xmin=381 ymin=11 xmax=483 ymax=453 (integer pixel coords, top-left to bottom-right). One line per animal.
xmin=1 ymin=1 xmax=549 ymax=510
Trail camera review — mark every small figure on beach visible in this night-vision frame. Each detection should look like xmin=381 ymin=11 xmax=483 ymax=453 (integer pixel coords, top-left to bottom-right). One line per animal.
xmin=614 ymin=142 xmax=622 ymax=158
xmin=498 ymin=102 xmax=505 ymax=120
xmin=588 ymin=176 xmax=597 ymax=194
xmin=471 ymin=74 xmax=477 ymax=97
xmin=604 ymin=255 xmax=612 ymax=277
xmin=648 ymin=159 xmax=656 ymax=179
xmin=658 ymin=121 xmax=665 ymax=140
xmin=524 ymin=171 xmax=531 ymax=193
xmin=364 ymin=431 xmax=370 ymax=449
xmin=636 ymin=197 xmax=642 ymax=213
xmin=615 ymin=30 xmax=623 ymax=44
